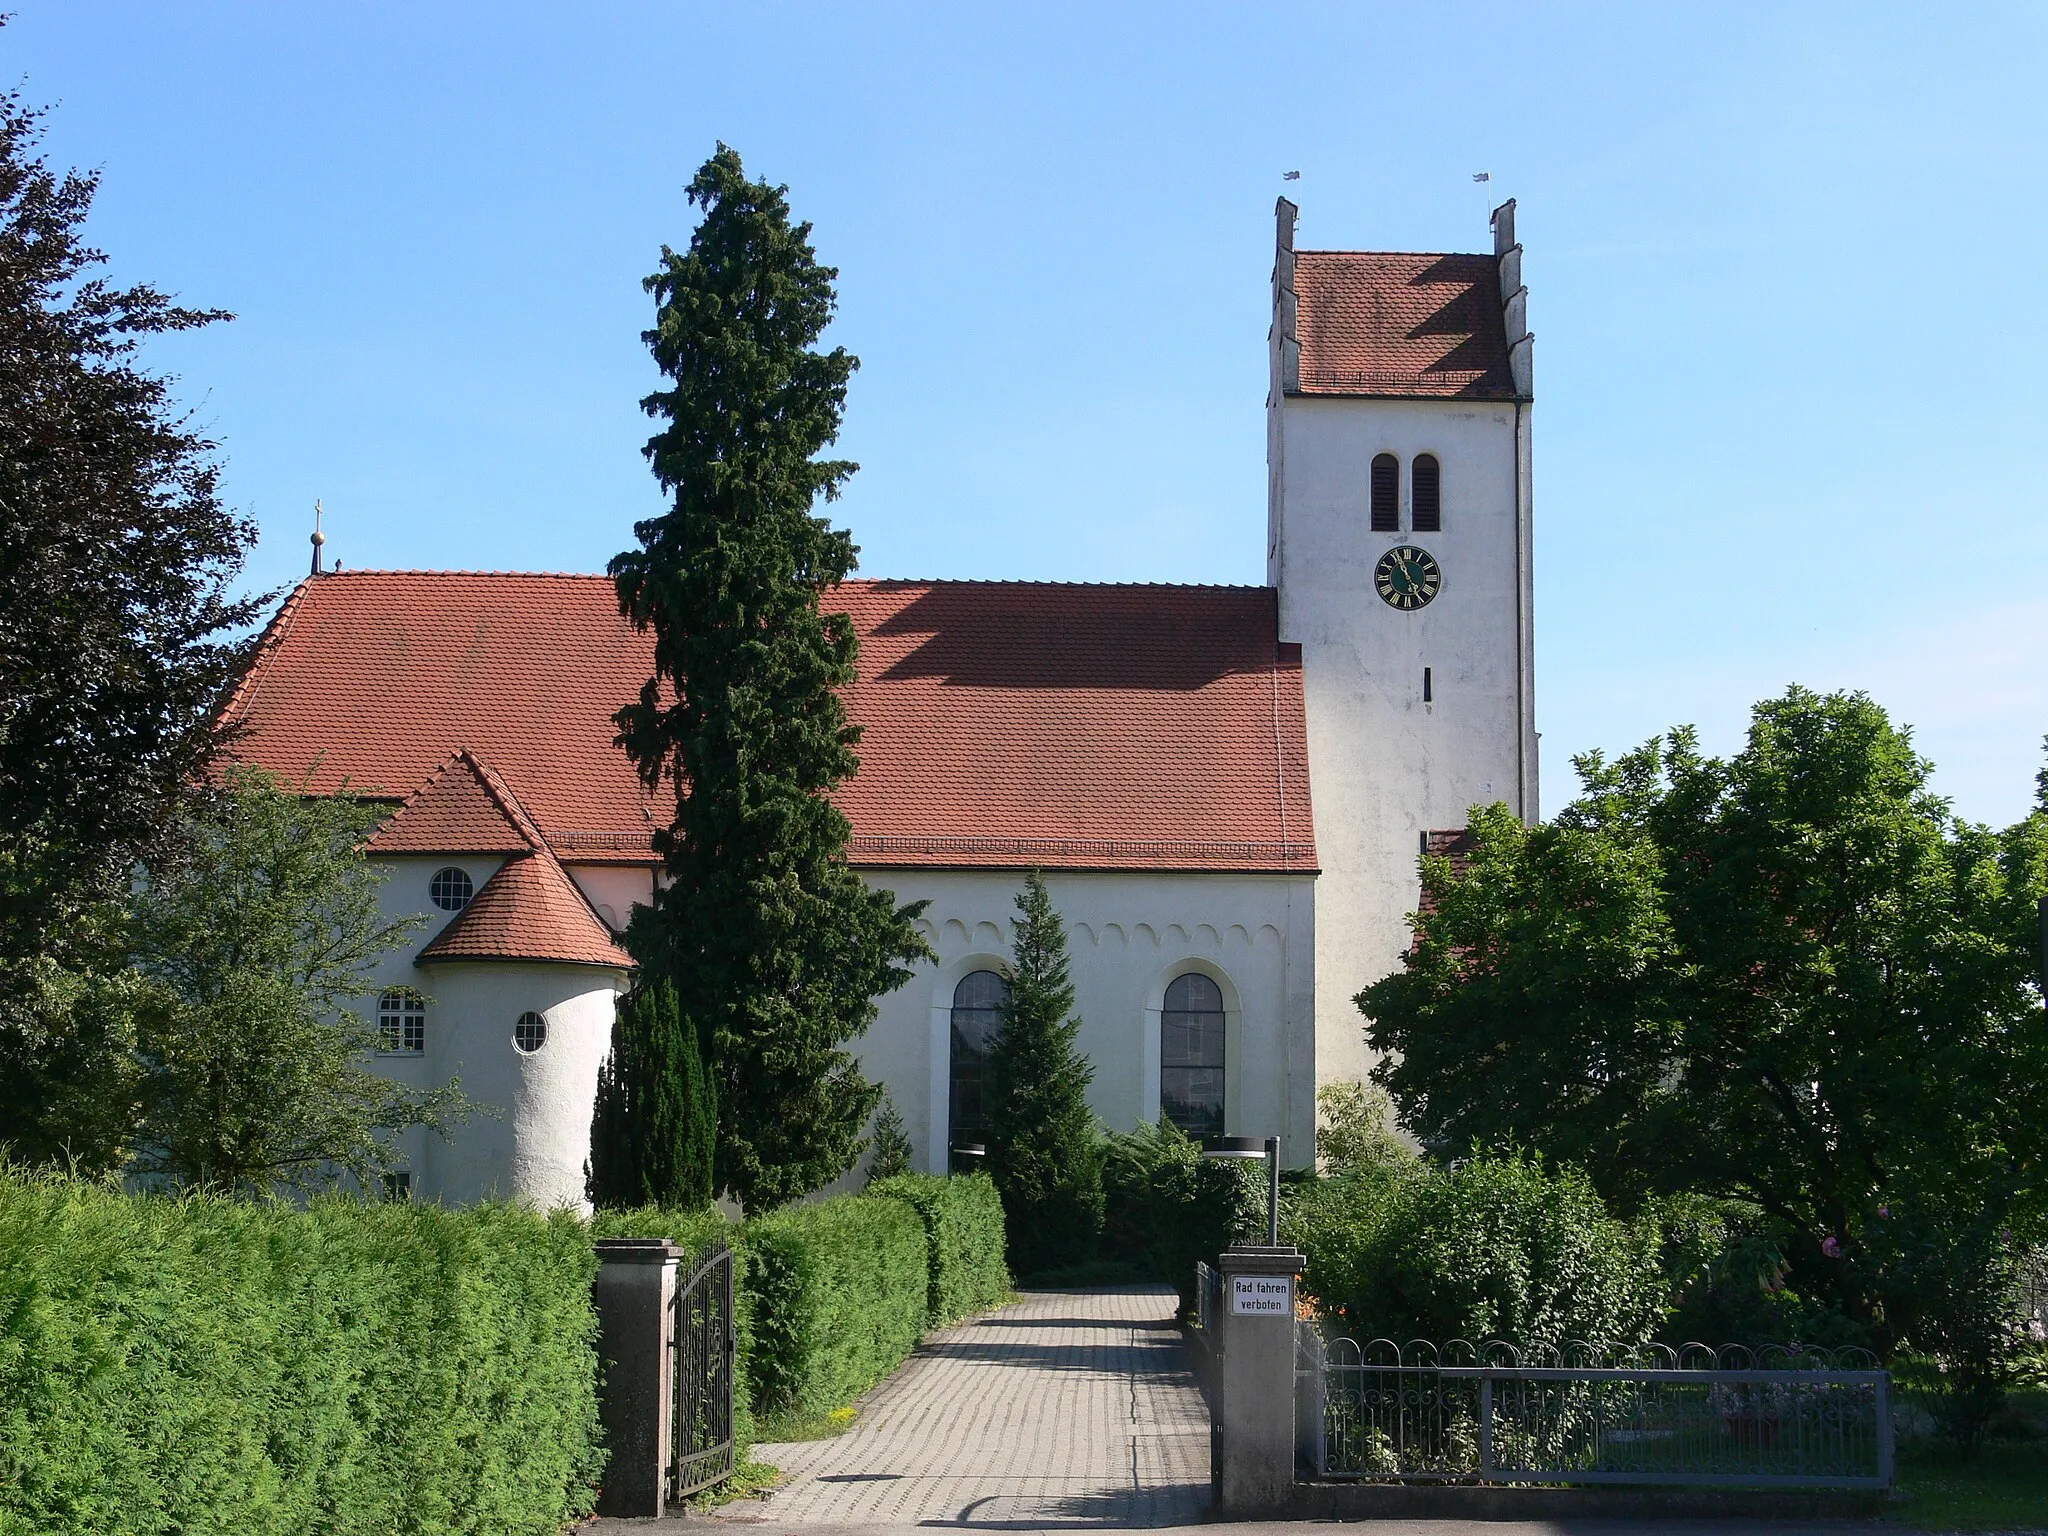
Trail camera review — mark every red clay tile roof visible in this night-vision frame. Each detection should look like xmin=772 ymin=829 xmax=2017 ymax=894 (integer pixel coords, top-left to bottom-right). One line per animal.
xmin=364 ymin=749 xmax=540 ymax=856
xmin=1293 ymin=252 xmax=1516 ymax=399
xmin=223 ymin=571 xmax=1316 ymax=874
xmin=1416 ymin=828 xmax=1478 ymax=917
xmin=417 ymin=845 xmax=634 ymax=968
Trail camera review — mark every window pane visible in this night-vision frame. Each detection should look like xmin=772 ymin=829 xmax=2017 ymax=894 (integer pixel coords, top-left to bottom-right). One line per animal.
xmin=1162 ymin=1068 xmax=1225 ymax=1139
xmin=1160 ymin=972 xmax=1226 ymax=1135
xmin=949 ymin=970 xmax=1009 ymax=1141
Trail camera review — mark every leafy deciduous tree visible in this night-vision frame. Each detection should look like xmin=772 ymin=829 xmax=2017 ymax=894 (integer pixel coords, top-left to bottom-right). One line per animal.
xmin=0 ymin=76 xmax=263 ymax=1155
xmin=611 ymin=144 xmax=928 ymax=1207
xmin=0 ymin=80 xmax=261 ymax=972
xmin=1361 ymin=687 xmax=2048 ymax=1347
xmin=128 ymin=767 xmax=470 ymax=1196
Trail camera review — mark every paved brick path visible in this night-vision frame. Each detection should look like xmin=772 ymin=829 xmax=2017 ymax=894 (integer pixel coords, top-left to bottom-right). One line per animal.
xmin=720 ymin=1285 xmax=1210 ymax=1527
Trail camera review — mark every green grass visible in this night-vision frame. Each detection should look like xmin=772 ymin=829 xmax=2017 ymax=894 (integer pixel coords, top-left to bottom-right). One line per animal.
xmin=756 ymin=1403 xmax=862 ymax=1444
xmin=1893 ymin=1443 xmax=2048 ymax=1530
xmin=1891 ymin=1385 xmax=2048 ymax=1531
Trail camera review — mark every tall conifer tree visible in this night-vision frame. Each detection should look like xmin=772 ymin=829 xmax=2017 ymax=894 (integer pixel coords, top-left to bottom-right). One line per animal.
xmin=988 ymin=871 xmax=1104 ymax=1274
xmin=611 ymin=145 xmax=928 ymax=1208
xmin=587 ymin=979 xmax=715 ymax=1211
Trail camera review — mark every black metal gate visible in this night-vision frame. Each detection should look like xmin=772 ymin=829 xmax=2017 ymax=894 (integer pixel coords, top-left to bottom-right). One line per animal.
xmin=668 ymin=1245 xmax=736 ymax=1503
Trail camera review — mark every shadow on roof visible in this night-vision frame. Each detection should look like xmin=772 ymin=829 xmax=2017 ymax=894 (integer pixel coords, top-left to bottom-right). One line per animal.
xmin=859 ymin=583 xmax=1279 ymax=692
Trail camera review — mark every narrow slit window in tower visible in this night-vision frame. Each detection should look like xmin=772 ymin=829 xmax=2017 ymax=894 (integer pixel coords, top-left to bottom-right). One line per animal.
xmin=1412 ymin=454 xmax=1441 ymax=531
xmin=1370 ymin=453 xmax=1399 ymax=532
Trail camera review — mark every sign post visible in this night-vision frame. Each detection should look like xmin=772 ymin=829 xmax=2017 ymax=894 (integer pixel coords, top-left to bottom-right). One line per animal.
xmin=1213 ymin=1243 xmax=1304 ymax=1515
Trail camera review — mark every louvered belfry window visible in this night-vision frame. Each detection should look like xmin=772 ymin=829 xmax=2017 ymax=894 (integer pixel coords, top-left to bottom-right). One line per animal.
xmin=1370 ymin=453 xmax=1400 ymax=532
xmin=1413 ymin=453 xmax=1442 ymax=532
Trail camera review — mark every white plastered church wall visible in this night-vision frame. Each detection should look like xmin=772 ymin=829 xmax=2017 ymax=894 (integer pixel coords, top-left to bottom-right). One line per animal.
xmin=851 ymin=868 xmax=1317 ymax=1172
xmin=361 ymin=855 xmax=629 ymax=1210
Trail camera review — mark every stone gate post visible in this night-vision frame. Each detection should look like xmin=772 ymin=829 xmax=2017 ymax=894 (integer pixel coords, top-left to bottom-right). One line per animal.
xmin=1214 ymin=1244 xmax=1305 ymax=1516
xmin=592 ymin=1238 xmax=681 ymax=1517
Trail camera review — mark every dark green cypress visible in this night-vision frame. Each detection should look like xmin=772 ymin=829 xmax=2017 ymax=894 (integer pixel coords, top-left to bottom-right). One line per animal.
xmin=987 ymin=871 xmax=1104 ymax=1275
xmin=610 ymin=145 xmax=929 ymax=1208
xmin=586 ymin=979 xmax=715 ymax=1211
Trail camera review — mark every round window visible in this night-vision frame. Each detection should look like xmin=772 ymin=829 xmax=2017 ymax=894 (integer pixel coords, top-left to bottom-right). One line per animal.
xmin=513 ymin=1010 xmax=548 ymax=1054
xmin=429 ymin=866 xmax=474 ymax=912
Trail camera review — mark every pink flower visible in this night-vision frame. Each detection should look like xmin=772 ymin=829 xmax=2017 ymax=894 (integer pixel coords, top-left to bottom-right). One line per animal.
xmin=1877 ymin=1205 xmax=1890 ymax=1219
xmin=1821 ymin=1236 xmax=1843 ymax=1259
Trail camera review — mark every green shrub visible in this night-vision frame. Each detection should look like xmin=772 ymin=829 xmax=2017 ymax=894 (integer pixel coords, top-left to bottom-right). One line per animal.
xmin=1296 ymin=1151 xmax=1666 ymax=1349
xmin=741 ymin=1193 xmax=926 ymax=1424
xmin=870 ymin=1172 xmax=1010 ymax=1324
xmin=0 ymin=1167 xmax=602 ymax=1536
xmin=1101 ymin=1120 xmax=1265 ymax=1312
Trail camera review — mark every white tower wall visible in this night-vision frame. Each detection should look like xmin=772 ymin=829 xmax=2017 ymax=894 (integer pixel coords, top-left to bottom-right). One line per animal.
xmin=1267 ymin=207 xmax=1537 ymax=1091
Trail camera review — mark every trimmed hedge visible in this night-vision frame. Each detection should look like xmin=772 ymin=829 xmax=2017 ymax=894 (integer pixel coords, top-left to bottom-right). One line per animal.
xmin=0 ymin=1169 xmax=602 ymax=1536
xmin=870 ymin=1172 xmax=1010 ymax=1324
xmin=742 ymin=1193 xmax=927 ymax=1423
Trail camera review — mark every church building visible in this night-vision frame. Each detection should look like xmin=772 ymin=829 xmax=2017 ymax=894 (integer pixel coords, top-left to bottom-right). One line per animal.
xmin=219 ymin=199 xmax=1537 ymax=1209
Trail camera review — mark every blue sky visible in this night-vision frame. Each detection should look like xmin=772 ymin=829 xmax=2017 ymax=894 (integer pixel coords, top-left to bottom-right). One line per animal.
xmin=11 ymin=3 xmax=2046 ymax=825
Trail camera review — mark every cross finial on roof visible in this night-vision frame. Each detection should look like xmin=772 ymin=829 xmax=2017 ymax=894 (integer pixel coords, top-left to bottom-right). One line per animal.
xmin=310 ymin=500 xmax=327 ymax=576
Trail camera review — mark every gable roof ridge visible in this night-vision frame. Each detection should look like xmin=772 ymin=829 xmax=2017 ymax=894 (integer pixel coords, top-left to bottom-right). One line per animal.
xmin=459 ymin=749 xmax=548 ymax=852
xmin=218 ymin=575 xmax=317 ymax=726
xmin=362 ymin=747 xmax=539 ymax=856
xmin=459 ymin=751 xmax=624 ymax=934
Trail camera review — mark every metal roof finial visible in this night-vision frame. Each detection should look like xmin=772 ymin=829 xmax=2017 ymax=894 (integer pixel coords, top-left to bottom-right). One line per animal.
xmin=310 ymin=499 xmax=327 ymax=576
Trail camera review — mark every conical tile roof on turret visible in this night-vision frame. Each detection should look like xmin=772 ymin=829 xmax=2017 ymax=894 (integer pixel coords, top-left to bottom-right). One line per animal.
xmin=416 ymin=847 xmax=634 ymax=969
xmin=392 ymin=750 xmax=633 ymax=970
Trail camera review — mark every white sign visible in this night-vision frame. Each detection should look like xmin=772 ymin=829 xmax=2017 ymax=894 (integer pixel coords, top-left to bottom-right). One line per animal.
xmin=1230 ymin=1274 xmax=1293 ymax=1316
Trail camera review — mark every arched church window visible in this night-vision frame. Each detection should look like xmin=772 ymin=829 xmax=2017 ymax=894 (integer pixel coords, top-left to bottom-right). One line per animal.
xmin=949 ymin=970 xmax=1009 ymax=1142
xmin=1160 ymin=973 xmax=1225 ymax=1138
xmin=1370 ymin=454 xmax=1400 ymax=532
xmin=1412 ymin=453 xmax=1441 ymax=532
xmin=378 ymin=987 xmax=425 ymax=1054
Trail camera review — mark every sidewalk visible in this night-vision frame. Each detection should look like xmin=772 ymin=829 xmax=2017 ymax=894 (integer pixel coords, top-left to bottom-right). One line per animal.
xmin=711 ymin=1284 xmax=1209 ymax=1527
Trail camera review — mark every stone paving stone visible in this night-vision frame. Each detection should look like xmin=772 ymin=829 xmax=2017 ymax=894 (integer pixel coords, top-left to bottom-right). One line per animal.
xmin=724 ymin=1284 xmax=1211 ymax=1527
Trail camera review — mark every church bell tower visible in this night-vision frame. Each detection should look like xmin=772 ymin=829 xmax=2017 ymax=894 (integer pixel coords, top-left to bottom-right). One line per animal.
xmin=1267 ymin=197 xmax=1537 ymax=1091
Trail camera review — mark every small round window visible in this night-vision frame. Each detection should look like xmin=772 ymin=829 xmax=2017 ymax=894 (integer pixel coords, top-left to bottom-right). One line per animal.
xmin=513 ymin=1011 xmax=548 ymax=1054
xmin=429 ymin=866 xmax=474 ymax=912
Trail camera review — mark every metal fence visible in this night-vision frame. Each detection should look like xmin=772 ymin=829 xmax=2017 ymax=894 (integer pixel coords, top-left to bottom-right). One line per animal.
xmin=1297 ymin=1331 xmax=1892 ymax=1489
xmin=669 ymin=1245 xmax=736 ymax=1503
xmin=1194 ymin=1261 xmax=1221 ymax=1341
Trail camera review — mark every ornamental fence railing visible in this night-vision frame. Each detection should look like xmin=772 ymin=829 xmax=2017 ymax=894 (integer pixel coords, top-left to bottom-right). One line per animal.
xmin=1193 ymin=1261 xmax=1221 ymax=1343
xmin=1296 ymin=1330 xmax=1892 ymax=1489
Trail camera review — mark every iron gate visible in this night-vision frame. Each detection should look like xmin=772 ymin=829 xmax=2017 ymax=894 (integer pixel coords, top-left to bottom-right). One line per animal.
xmin=669 ymin=1244 xmax=736 ymax=1503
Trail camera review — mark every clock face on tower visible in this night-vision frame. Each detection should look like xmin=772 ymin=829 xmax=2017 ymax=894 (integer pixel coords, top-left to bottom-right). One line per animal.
xmin=1375 ymin=545 xmax=1442 ymax=611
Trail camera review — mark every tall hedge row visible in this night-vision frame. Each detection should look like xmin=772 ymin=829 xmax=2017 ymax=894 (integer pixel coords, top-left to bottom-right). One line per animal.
xmin=870 ymin=1171 xmax=1011 ymax=1324
xmin=0 ymin=1170 xmax=603 ymax=1536
xmin=742 ymin=1194 xmax=928 ymax=1423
